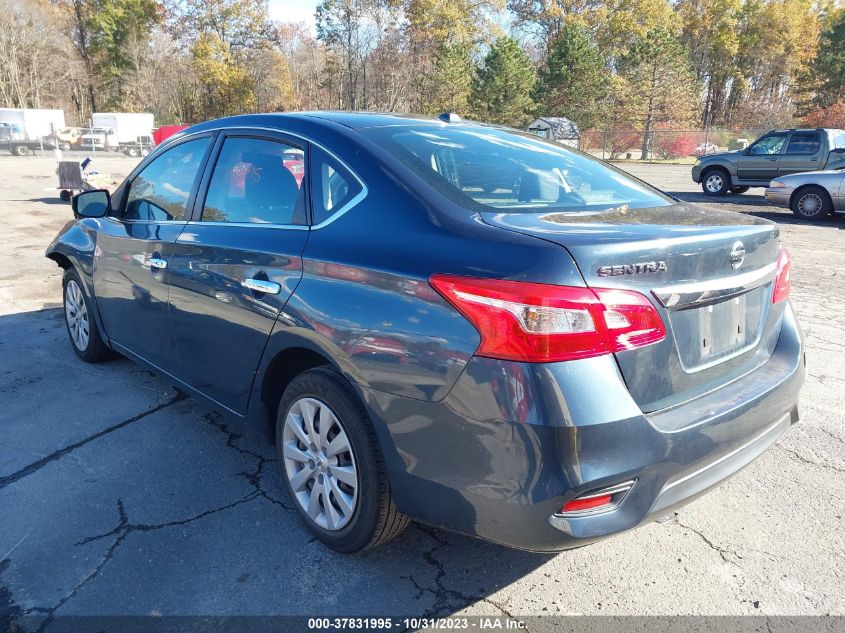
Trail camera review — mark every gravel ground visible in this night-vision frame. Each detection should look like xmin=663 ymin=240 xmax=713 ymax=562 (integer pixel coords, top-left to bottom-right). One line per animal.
xmin=0 ymin=154 xmax=843 ymax=624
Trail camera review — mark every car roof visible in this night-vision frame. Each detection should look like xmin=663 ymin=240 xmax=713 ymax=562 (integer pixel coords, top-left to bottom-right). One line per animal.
xmin=186 ymin=111 xmax=482 ymax=133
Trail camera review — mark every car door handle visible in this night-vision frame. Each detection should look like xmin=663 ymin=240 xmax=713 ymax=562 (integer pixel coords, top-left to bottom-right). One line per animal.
xmin=242 ymin=278 xmax=281 ymax=295
xmin=148 ymin=257 xmax=168 ymax=270
xmin=766 ymin=157 xmax=777 ymax=161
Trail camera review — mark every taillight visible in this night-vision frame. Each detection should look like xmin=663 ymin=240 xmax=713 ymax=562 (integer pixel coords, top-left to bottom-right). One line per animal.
xmin=772 ymin=247 xmax=791 ymax=303
xmin=429 ymin=274 xmax=665 ymax=363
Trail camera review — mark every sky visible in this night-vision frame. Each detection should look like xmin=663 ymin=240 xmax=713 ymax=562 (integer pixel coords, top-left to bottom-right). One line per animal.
xmin=267 ymin=0 xmax=319 ymax=28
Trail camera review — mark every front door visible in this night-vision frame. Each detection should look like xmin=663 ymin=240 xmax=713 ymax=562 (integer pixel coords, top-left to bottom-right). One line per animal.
xmin=736 ymin=132 xmax=787 ymax=180
xmin=92 ymin=135 xmax=214 ymax=370
xmin=167 ymin=132 xmax=310 ymax=414
xmin=778 ymin=131 xmax=824 ymax=176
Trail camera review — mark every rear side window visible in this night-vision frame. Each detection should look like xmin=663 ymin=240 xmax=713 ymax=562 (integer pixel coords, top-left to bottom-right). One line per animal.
xmin=786 ymin=133 xmax=821 ymax=155
xmin=362 ymin=125 xmax=671 ymax=213
xmin=834 ymin=134 xmax=845 ymax=149
xmin=202 ymin=137 xmax=307 ymax=225
xmin=124 ymin=137 xmax=210 ymax=221
xmin=311 ymin=146 xmax=364 ymax=225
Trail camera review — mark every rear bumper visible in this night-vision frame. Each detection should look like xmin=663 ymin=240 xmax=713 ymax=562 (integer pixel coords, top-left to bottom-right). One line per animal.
xmin=364 ymin=302 xmax=805 ymax=551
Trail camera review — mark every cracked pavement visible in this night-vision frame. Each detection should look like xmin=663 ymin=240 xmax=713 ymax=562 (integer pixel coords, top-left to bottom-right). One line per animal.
xmin=1 ymin=156 xmax=843 ymax=624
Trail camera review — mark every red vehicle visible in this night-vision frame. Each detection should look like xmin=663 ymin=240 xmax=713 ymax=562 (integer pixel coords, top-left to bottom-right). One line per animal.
xmin=152 ymin=125 xmax=188 ymax=146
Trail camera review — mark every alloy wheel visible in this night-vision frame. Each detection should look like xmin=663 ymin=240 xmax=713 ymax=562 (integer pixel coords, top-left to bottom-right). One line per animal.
xmin=282 ymin=397 xmax=358 ymax=531
xmin=65 ymin=279 xmax=89 ymax=351
xmin=705 ymin=173 xmax=724 ymax=193
xmin=797 ymin=193 xmax=822 ymax=217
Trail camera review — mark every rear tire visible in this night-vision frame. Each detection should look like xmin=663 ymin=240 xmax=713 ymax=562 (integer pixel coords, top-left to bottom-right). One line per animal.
xmin=62 ymin=268 xmax=114 ymax=363
xmin=730 ymin=186 xmax=750 ymax=194
xmin=59 ymin=190 xmax=72 ymax=202
xmin=13 ymin=145 xmax=28 ymax=156
xmin=701 ymin=168 xmax=730 ymax=196
xmin=791 ymin=186 xmax=832 ymax=221
xmin=276 ymin=367 xmax=409 ymax=553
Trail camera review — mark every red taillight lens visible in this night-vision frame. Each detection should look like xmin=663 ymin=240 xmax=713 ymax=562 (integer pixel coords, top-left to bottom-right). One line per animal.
xmin=772 ymin=247 xmax=791 ymax=303
xmin=429 ymin=274 xmax=666 ymax=362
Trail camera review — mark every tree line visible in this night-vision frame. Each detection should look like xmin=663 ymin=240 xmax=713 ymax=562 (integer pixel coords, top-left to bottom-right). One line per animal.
xmin=1 ymin=0 xmax=844 ymax=138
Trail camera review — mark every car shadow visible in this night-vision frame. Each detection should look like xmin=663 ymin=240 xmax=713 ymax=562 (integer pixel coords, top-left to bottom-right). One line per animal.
xmin=0 ymin=307 xmax=554 ymax=620
xmin=668 ymin=191 xmax=845 ymax=229
xmin=29 ymin=197 xmax=69 ymax=205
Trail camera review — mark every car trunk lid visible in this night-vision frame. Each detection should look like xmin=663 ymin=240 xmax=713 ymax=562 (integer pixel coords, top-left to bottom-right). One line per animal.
xmin=480 ymin=202 xmax=786 ymax=412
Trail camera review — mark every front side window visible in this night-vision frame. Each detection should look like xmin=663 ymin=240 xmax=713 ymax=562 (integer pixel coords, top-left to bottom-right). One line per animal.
xmin=749 ymin=133 xmax=787 ymax=155
xmin=124 ymin=137 xmax=211 ymax=221
xmin=362 ymin=125 xmax=671 ymax=213
xmin=311 ymin=146 xmax=363 ymax=225
xmin=785 ymin=132 xmax=821 ymax=155
xmin=202 ymin=136 xmax=306 ymax=225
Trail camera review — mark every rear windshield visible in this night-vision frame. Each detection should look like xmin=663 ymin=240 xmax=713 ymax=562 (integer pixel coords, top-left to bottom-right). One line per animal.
xmin=362 ymin=125 xmax=673 ymax=213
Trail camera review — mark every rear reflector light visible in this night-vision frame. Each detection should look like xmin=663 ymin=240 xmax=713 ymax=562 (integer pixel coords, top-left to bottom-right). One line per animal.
xmin=557 ymin=480 xmax=637 ymax=516
xmin=772 ymin=247 xmax=791 ymax=303
xmin=561 ymin=494 xmax=613 ymax=513
xmin=429 ymin=274 xmax=666 ymax=362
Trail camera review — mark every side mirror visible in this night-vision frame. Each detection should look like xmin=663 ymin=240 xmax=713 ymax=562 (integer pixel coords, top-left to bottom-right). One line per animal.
xmin=741 ymin=147 xmax=752 ymax=156
xmin=72 ymin=189 xmax=110 ymax=219
xmin=831 ymin=147 xmax=845 ymax=154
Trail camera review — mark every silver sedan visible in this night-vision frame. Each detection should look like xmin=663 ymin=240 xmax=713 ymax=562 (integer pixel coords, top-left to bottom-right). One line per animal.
xmin=765 ymin=170 xmax=845 ymax=220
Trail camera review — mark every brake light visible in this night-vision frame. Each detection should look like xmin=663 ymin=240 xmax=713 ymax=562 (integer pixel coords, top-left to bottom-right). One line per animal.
xmin=429 ymin=274 xmax=666 ymax=362
xmin=772 ymin=247 xmax=791 ymax=303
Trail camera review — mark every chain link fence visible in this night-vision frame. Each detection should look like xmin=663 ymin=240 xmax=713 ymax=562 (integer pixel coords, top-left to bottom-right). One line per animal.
xmin=579 ymin=128 xmax=772 ymax=162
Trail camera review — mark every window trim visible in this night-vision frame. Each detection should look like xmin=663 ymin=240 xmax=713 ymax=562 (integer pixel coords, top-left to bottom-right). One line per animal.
xmin=784 ymin=131 xmax=822 ymax=156
xmin=162 ymin=125 xmax=367 ymax=230
xmin=309 ymin=144 xmax=368 ymax=229
xmin=118 ymin=132 xmax=217 ymax=224
xmin=190 ymin=129 xmax=311 ymax=229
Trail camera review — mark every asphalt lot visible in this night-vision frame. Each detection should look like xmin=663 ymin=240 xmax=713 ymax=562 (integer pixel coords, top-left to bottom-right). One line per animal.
xmin=1 ymin=152 xmax=843 ymax=624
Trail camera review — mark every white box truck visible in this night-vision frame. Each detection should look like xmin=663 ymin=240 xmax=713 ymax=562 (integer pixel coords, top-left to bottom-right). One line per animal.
xmin=80 ymin=112 xmax=155 ymax=152
xmin=0 ymin=108 xmax=65 ymax=154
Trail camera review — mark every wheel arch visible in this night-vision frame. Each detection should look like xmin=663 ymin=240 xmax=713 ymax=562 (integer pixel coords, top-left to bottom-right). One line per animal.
xmin=700 ymin=163 xmax=732 ymax=179
xmin=46 ymin=251 xmax=73 ymax=270
xmin=253 ymin=331 xmax=372 ymax=445
xmin=790 ymin=183 xmax=834 ymax=210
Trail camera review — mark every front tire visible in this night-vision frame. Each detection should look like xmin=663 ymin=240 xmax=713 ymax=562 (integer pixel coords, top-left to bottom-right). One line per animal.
xmin=791 ymin=186 xmax=832 ymax=220
xmin=62 ymin=268 xmax=113 ymax=362
xmin=702 ymin=169 xmax=730 ymax=196
xmin=276 ymin=367 xmax=409 ymax=553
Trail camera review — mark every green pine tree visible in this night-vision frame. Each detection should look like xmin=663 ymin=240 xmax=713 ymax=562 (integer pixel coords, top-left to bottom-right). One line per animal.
xmin=469 ymin=37 xmax=536 ymax=127
xmin=534 ymin=23 xmax=611 ymax=130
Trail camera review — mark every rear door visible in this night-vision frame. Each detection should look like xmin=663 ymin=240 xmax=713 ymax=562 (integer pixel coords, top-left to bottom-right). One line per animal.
xmin=778 ymin=131 xmax=824 ymax=176
xmin=736 ymin=132 xmax=787 ymax=180
xmin=93 ymin=135 xmax=214 ymax=370
xmin=167 ymin=130 xmax=310 ymax=414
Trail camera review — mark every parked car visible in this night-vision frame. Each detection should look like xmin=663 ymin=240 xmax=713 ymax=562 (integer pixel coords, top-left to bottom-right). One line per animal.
xmin=765 ymin=170 xmax=845 ymax=220
xmin=693 ymin=142 xmax=719 ymax=157
xmin=53 ymin=127 xmax=83 ymax=151
xmin=692 ymin=128 xmax=845 ymax=196
xmin=47 ymin=113 xmax=804 ymax=553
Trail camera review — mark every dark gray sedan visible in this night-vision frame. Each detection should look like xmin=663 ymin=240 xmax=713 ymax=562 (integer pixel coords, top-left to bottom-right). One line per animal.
xmin=46 ymin=112 xmax=805 ymax=553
